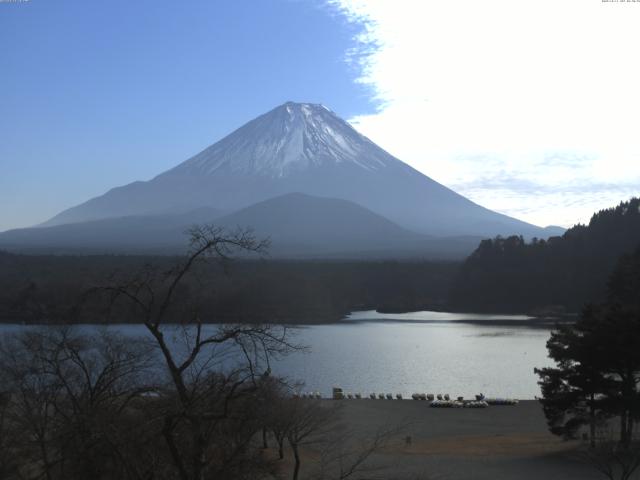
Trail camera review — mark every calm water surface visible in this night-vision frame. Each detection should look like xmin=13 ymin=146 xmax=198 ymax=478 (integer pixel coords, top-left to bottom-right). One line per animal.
xmin=277 ymin=311 xmax=553 ymax=399
xmin=0 ymin=311 xmax=554 ymax=399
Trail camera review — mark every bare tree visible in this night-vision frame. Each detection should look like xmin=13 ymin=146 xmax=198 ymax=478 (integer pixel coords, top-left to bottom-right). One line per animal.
xmin=0 ymin=333 xmax=62 ymax=480
xmin=0 ymin=327 xmax=157 ymax=480
xmin=101 ymin=225 xmax=299 ymax=480
xmin=314 ymin=423 xmax=405 ymax=480
xmin=579 ymin=425 xmax=640 ymax=480
xmin=269 ymin=396 xmax=291 ymax=460
xmin=284 ymin=398 xmax=339 ymax=480
xmin=0 ymin=224 xmax=412 ymax=480
xmin=263 ymin=378 xmax=301 ymax=460
xmin=0 ymin=390 xmax=20 ymax=479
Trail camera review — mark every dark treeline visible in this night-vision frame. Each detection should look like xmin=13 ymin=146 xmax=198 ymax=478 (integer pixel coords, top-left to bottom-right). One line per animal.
xmin=0 ymin=250 xmax=459 ymax=325
xmin=450 ymin=198 xmax=640 ymax=314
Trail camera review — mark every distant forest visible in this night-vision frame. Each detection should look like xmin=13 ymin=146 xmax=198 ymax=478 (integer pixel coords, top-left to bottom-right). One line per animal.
xmin=2 ymin=198 xmax=639 ymax=323
xmin=449 ymin=198 xmax=640 ymax=314
xmin=0 ymin=252 xmax=457 ymax=324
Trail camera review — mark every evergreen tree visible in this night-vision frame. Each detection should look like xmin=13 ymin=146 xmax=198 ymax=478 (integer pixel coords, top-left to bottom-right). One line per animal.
xmin=536 ymin=248 xmax=640 ymax=447
xmin=535 ymin=305 xmax=613 ymax=446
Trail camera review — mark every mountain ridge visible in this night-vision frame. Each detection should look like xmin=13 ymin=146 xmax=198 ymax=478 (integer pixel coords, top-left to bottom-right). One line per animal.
xmin=39 ymin=101 xmax=557 ymax=239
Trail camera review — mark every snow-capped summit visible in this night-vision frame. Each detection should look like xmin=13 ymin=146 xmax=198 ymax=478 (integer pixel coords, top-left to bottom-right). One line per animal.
xmin=166 ymin=102 xmax=391 ymax=178
xmin=40 ymin=101 xmax=550 ymax=239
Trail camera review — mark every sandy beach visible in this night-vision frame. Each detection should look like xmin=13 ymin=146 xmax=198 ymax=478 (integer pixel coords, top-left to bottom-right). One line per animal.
xmin=275 ymin=399 xmax=608 ymax=480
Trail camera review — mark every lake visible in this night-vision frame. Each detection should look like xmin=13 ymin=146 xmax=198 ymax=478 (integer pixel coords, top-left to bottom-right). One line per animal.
xmin=0 ymin=310 xmax=555 ymax=399
xmin=276 ymin=311 xmax=554 ymax=400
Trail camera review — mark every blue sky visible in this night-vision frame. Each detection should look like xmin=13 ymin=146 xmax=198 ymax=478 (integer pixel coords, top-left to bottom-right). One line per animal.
xmin=2 ymin=0 xmax=639 ymax=231
xmin=0 ymin=0 xmax=373 ymax=230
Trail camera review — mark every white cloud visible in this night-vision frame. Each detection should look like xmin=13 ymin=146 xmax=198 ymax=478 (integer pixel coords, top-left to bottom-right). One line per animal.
xmin=331 ymin=0 xmax=640 ymax=227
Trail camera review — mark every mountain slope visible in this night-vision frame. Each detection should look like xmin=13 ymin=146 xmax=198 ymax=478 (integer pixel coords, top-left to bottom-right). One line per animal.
xmin=41 ymin=102 xmax=551 ymax=238
xmin=0 ymin=193 xmax=481 ymax=258
xmin=0 ymin=207 xmax=223 ymax=253
xmin=215 ymin=193 xmax=479 ymax=257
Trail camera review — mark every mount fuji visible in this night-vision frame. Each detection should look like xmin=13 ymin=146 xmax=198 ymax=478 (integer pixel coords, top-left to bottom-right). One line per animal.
xmin=1 ymin=102 xmax=561 ymax=256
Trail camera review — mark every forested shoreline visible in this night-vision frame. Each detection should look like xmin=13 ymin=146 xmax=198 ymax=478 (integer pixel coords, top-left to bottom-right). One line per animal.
xmin=0 ymin=251 xmax=458 ymax=325
xmin=449 ymin=198 xmax=640 ymax=314
xmin=2 ymin=198 xmax=639 ymax=324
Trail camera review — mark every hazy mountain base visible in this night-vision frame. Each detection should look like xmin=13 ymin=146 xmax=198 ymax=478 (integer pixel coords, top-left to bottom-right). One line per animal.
xmin=0 ymin=193 xmax=482 ymax=260
xmin=0 ymin=251 xmax=459 ymax=324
